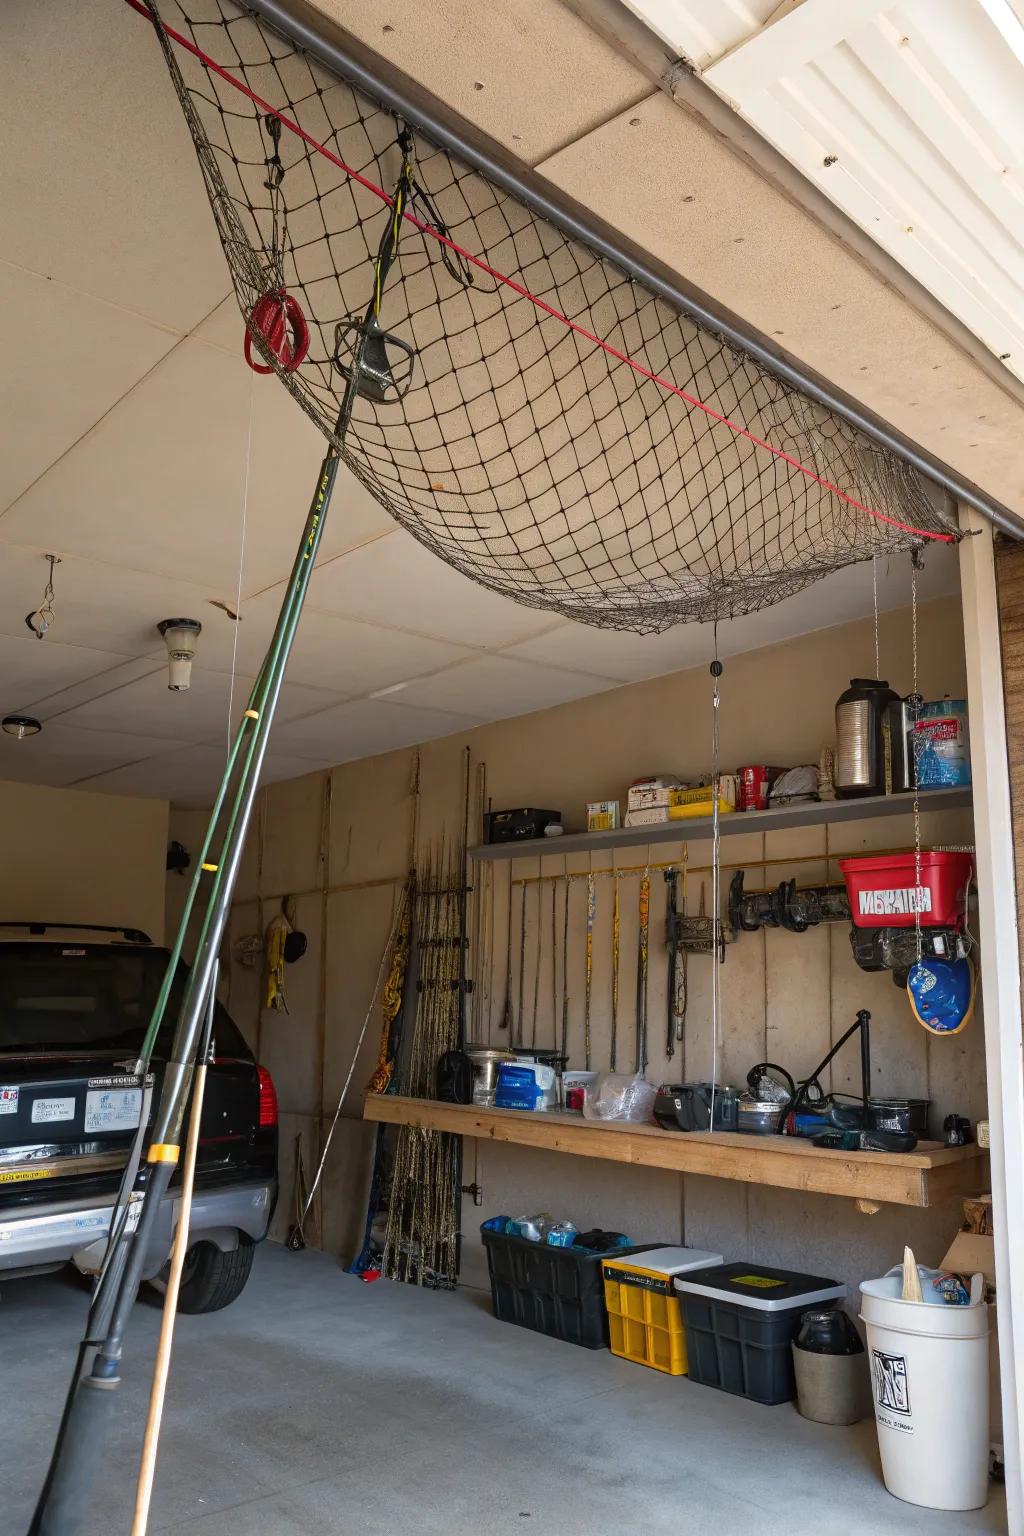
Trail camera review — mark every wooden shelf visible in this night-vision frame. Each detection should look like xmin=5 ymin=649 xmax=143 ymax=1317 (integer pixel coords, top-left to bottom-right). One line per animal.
xmin=364 ymin=1094 xmax=987 ymax=1210
xmin=470 ymin=787 xmax=973 ymax=861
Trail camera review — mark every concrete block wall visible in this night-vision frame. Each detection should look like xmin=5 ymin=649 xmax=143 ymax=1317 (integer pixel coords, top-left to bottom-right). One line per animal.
xmin=167 ymin=594 xmax=988 ymax=1295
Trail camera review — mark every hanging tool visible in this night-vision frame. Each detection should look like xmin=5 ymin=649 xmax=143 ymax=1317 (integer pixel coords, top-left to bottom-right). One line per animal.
xmin=560 ymin=877 xmax=570 ymax=1063
xmin=610 ymin=875 xmax=620 ymax=1071
xmin=550 ymin=880 xmax=558 ymax=1046
xmin=516 ymin=880 xmax=527 ymax=1047
xmin=664 ymin=869 xmax=681 ymax=1061
xmin=531 ymin=877 xmax=542 ymax=1047
xmin=583 ymin=872 xmax=596 ymax=1070
xmin=635 ymin=873 xmax=650 ymax=1074
xmin=500 ymin=865 xmax=513 ymax=1032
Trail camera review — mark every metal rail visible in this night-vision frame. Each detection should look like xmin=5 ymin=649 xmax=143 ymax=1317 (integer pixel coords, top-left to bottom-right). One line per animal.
xmin=250 ymin=0 xmax=1024 ymax=540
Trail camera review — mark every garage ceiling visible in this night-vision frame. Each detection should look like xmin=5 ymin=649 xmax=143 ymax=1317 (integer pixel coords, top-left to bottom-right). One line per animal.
xmin=0 ymin=0 xmax=997 ymax=806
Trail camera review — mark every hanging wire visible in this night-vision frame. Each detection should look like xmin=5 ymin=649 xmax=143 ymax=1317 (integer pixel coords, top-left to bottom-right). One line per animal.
xmin=910 ymin=550 xmax=924 ymax=963
xmin=708 ymin=625 xmax=723 ymax=1133
xmin=226 ymin=369 xmax=254 ymax=747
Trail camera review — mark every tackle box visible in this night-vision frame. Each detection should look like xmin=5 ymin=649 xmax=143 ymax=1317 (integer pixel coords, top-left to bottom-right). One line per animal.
xmin=481 ymin=1225 xmax=651 ymax=1349
xmin=602 ymin=1246 xmax=722 ymax=1375
xmin=674 ymin=1262 xmax=846 ymax=1405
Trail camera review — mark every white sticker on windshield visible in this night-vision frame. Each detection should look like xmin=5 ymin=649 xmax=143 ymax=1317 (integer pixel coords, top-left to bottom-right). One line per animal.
xmin=0 ymin=1088 xmax=18 ymax=1115
xmin=31 ymin=1097 xmax=76 ymax=1124
xmin=84 ymin=1088 xmax=142 ymax=1135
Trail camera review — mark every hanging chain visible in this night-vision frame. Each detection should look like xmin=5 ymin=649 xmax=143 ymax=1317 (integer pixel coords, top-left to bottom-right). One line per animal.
xmin=910 ymin=549 xmax=924 ymax=964
xmin=262 ymin=114 xmax=289 ymax=288
xmin=872 ymin=555 xmax=880 ymax=679
xmin=709 ymin=625 xmax=723 ymax=1129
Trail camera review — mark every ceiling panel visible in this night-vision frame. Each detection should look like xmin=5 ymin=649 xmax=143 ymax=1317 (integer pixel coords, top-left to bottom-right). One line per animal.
xmin=0 ymin=721 xmax=176 ymax=790
xmin=1 ymin=338 xmax=398 ymax=591
xmin=0 ymin=633 xmax=131 ymax=713
xmin=309 ymin=0 xmax=651 ymax=162
xmin=394 ymin=653 xmax=619 ymax=717
xmin=0 ymin=261 xmax=176 ymax=512
xmin=272 ymin=695 xmax=483 ymax=762
xmin=230 ymin=594 xmax=474 ymax=694
xmin=2 ymin=0 xmax=231 ymax=331
xmin=308 ymin=531 xmax=562 ymax=648
xmin=618 ymin=0 xmax=776 ymax=66
xmin=52 ymin=665 xmax=346 ymax=744
xmin=80 ymin=745 xmax=335 ymax=806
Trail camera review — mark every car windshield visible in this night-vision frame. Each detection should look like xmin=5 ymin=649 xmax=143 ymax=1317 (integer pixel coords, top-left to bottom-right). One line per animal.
xmin=0 ymin=944 xmax=247 ymax=1057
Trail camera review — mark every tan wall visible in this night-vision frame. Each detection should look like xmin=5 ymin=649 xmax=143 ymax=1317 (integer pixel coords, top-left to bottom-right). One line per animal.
xmin=1 ymin=778 xmax=168 ymax=940
xmin=190 ymin=594 xmax=987 ymax=1295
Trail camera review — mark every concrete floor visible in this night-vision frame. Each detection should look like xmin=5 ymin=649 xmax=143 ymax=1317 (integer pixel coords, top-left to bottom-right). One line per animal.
xmin=1 ymin=1243 xmax=1006 ymax=1535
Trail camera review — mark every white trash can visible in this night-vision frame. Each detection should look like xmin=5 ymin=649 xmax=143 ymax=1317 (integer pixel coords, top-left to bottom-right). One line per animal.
xmin=860 ymin=1267 xmax=989 ymax=1511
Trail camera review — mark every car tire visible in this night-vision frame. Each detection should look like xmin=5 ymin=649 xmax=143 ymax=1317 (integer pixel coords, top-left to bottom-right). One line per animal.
xmin=175 ymin=1237 xmax=255 ymax=1314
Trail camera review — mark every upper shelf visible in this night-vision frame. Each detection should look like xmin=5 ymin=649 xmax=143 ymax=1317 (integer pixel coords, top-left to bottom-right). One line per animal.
xmin=470 ymin=788 xmax=973 ymax=861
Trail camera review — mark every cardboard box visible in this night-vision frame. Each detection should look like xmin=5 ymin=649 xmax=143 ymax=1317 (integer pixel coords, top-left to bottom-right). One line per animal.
xmin=627 ymin=778 xmax=680 ymax=811
xmin=624 ymin=807 xmax=671 ymax=827
xmin=941 ymin=1232 xmax=996 ymax=1287
xmin=587 ymin=800 xmax=620 ymax=832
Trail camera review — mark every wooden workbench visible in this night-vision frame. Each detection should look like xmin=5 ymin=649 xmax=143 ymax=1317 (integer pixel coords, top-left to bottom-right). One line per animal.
xmin=364 ymin=1094 xmax=987 ymax=1209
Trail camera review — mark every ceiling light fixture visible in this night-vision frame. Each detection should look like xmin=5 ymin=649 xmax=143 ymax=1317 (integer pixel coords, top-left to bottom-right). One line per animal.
xmin=2 ymin=714 xmax=42 ymax=739
xmin=25 ymin=553 xmax=61 ymax=640
xmin=157 ymin=618 xmax=202 ymax=693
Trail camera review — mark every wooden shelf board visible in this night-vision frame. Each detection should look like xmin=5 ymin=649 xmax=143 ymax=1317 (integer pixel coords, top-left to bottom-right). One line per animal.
xmin=364 ymin=1094 xmax=987 ymax=1209
xmin=470 ymin=787 xmax=973 ymax=861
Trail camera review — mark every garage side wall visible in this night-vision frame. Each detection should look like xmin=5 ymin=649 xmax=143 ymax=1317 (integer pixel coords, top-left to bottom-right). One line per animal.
xmin=0 ymin=778 xmax=168 ymax=941
xmin=212 ymin=595 xmax=986 ymax=1297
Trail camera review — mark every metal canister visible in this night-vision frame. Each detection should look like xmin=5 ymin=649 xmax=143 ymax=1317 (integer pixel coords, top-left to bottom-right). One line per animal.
xmin=835 ymin=679 xmax=899 ymax=798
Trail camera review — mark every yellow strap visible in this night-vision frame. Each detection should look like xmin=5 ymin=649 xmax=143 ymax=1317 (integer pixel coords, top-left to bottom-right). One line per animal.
xmin=244 ymin=708 xmax=259 ymax=720
xmin=147 ymin=1143 xmax=180 ymax=1165
xmin=202 ymin=862 xmax=219 ymax=873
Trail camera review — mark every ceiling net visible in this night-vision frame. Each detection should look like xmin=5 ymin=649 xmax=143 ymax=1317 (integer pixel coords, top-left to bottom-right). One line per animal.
xmin=140 ymin=0 xmax=958 ymax=634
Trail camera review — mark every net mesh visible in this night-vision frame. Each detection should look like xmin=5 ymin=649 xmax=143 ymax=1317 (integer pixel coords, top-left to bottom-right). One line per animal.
xmin=140 ymin=0 xmax=958 ymax=634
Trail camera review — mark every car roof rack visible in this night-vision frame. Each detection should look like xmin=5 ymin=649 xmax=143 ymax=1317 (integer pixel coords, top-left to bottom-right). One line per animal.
xmin=0 ymin=922 xmax=153 ymax=945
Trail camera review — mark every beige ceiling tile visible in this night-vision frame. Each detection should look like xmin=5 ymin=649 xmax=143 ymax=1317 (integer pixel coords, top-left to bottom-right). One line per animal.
xmin=0 ymin=721 xmax=174 ymax=791
xmin=0 ymin=262 xmax=177 ymax=511
xmin=192 ymin=297 xmax=245 ymax=355
xmin=395 ymin=653 xmax=618 ymax=717
xmin=2 ymin=0 xmax=230 ymax=331
xmin=17 ymin=657 xmax=167 ymax=720
xmin=537 ymin=95 xmax=1024 ymax=510
xmin=308 ymin=531 xmax=560 ymax=646
xmin=1 ymin=339 xmax=396 ymax=591
xmin=308 ymin=0 xmax=650 ymax=161
xmin=0 ymin=633 xmax=130 ymax=714
xmin=78 ymin=745 xmax=340 ymax=809
xmin=52 ymin=665 xmax=345 ymax=744
xmin=272 ymin=696 xmax=483 ymax=762
xmin=231 ymin=594 xmax=473 ymax=693
xmin=0 ymin=544 xmax=256 ymax=670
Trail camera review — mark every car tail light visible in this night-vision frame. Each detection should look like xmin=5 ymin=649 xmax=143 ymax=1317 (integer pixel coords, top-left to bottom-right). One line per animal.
xmin=257 ymin=1066 xmax=278 ymax=1128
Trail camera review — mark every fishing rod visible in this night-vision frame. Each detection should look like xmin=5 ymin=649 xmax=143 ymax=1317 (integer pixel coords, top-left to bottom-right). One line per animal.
xmin=27 ymin=134 xmax=416 ymax=1533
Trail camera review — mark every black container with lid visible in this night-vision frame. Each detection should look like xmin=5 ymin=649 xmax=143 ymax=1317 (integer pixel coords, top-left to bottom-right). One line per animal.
xmin=835 ymin=678 xmax=900 ymax=798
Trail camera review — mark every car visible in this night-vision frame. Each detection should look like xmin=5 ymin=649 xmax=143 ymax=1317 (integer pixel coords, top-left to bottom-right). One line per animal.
xmin=0 ymin=922 xmax=277 ymax=1312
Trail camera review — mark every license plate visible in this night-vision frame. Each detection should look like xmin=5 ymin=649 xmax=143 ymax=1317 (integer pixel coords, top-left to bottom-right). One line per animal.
xmin=31 ymin=1097 xmax=76 ymax=1124
xmin=84 ymin=1088 xmax=142 ymax=1135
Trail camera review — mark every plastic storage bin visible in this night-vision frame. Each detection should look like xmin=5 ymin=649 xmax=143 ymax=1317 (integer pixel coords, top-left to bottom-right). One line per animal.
xmin=602 ymin=1246 xmax=722 ymax=1375
xmin=674 ymin=1262 xmax=846 ymax=1405
xmin=838 ymin=851 xmax=973 ymax=930
xmin=481 ymin=1226 xmax=643 ymax=1348
xmin=860 ymin=1266 xmax=990 ymax=1511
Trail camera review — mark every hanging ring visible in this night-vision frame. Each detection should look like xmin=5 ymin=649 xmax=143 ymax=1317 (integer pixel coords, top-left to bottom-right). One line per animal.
xmin=244 ymin=290 xmax=310 ymax=374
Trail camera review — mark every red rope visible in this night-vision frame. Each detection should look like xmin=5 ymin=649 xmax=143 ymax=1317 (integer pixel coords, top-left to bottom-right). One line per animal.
xmin=126 ymin=0 xmax=952 ymax=544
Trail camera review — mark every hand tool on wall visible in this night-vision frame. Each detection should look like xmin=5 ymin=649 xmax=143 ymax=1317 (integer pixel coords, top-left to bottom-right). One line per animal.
xmin=531 ymin=877 xmax=542 ymax=1047
xmin=635 ymin=873 xmax=650 ymax=1074
xmin=516 ymin=879 xmax=527 ymax=1047
xmin=584 ymin=872 xmax=596 ymax=1070
xmin=500 ymin=865 xmax=513 ymax=1033
xmin=610 ymin=875 xmax=620 ymax=1071
xmin=560 ymin=877 xmax=570 ymax=1063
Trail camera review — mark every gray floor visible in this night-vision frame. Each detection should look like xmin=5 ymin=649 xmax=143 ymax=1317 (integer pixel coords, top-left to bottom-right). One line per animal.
xmin=1 ymin=1242 xmax=1006 ymax=1535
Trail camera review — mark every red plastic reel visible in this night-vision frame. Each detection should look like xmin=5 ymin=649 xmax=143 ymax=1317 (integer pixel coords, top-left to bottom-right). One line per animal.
xmin=244 ymin=290 xmax=310 ymax=374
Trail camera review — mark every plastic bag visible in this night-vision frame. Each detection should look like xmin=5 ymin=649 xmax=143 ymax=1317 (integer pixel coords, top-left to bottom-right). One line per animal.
xmin=582 ymin=1072 xmax=657 ymax=1123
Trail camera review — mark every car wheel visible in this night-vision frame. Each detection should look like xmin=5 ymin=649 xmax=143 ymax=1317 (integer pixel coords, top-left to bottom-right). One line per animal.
xmin=175 ymin=1237 xmax=255 ymax=1314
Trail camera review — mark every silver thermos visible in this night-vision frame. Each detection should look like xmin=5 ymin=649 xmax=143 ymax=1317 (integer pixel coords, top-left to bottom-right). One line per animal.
xmin=835 ymin=678 xmax=899 ymax=798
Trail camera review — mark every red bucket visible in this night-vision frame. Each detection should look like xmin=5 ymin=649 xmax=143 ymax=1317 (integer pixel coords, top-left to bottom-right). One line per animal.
xmin=839 ymin=851 xmax=973 ymax=930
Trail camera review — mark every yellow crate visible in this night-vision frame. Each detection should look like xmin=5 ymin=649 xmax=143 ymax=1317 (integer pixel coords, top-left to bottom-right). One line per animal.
xmin=602 ymin=1261 xmax=689 ymax=1375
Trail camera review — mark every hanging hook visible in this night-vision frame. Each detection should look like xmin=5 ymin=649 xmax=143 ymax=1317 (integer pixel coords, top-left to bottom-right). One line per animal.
xmin=263 ymin=113 xmax=284 ymax=190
